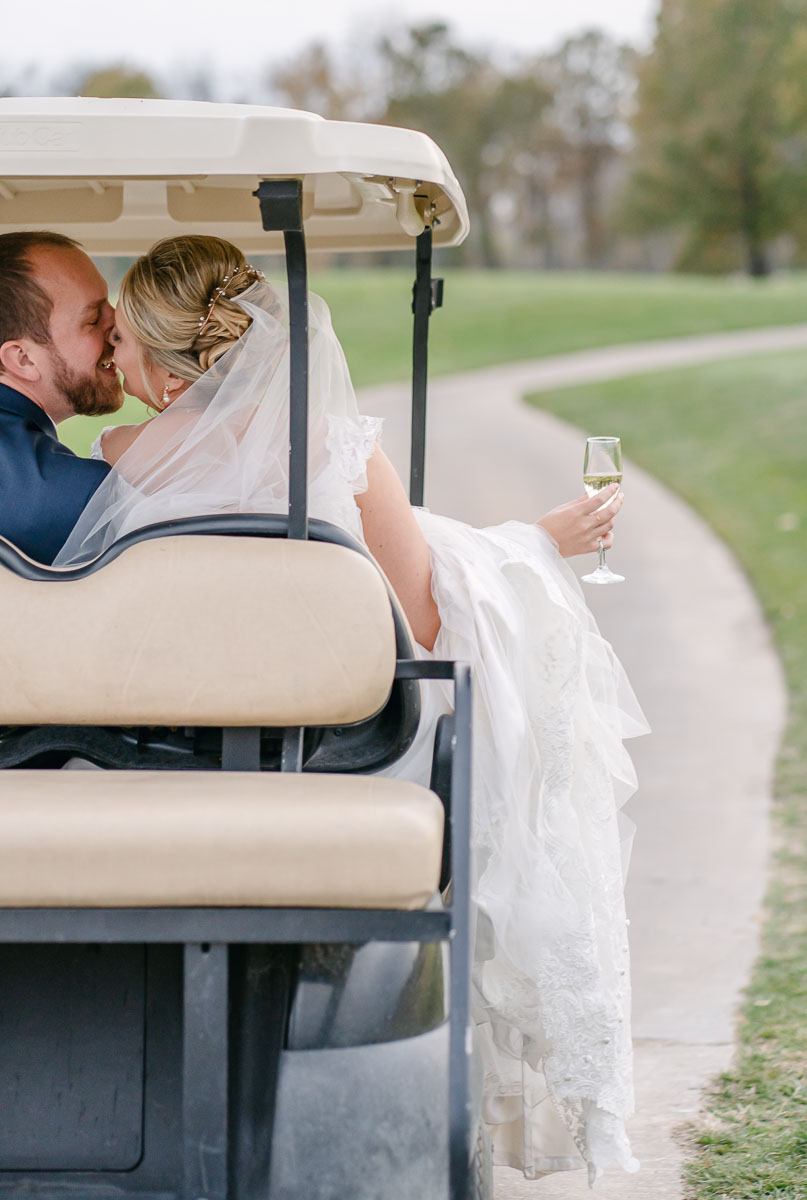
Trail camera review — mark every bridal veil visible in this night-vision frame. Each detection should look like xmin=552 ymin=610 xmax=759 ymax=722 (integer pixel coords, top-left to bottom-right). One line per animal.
xmin=56 ymin=281 xmax=378 ymax=563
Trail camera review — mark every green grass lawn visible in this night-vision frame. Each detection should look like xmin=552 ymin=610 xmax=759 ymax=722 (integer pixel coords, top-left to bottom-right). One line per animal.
xmin=309 ymin=268 xmax=807 ymax=386
xmin=529 ymin=353 xmax=807 ymax=1200
xmin=60 ymin=268 xmax=807 ymax=457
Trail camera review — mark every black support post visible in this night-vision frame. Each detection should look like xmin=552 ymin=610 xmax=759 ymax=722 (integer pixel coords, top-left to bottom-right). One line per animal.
xmin=448 ymin=663 xmax=473 ymax=1200
xmin=410 ymin=228 xmax=443 ymax=507
xmin=182 ymin=942 xmax=229 ymax=1200
xmin=221 ymin=727 xmax=261 ymax=771
xmin=280 ymin=726 xmax=304 ymax=772
xmin=283 ymin=229 xmax=309 ymax=540
xmin=253 ymin=180 xmax=309 ymax=540
xmin=396 ymin=657 xmax=474 ymax=1197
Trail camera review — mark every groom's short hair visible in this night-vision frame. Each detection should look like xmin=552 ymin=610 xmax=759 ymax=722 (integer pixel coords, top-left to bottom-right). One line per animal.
xmin=0 ymin=231 xmax=82 ymax=351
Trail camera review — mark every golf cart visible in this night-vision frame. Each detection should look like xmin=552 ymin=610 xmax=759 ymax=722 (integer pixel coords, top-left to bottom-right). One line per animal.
xmin=0 ymin=99 xmax=489 ymax=1199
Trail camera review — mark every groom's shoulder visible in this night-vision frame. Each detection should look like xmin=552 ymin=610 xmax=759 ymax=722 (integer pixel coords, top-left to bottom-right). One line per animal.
xmin=0 ymin=387 xmax=108 ymax=485
xmin=32 ymin=428 xmax=109 ymax=483
xmin=0 ymin=387 xmax=110 ymax=563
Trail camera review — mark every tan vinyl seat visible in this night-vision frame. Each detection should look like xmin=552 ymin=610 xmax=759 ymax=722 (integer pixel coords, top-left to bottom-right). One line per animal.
xmin=0 ymin=536 xmax=397 ymax=727
xmin=0 ymin=770 xmax=443 ymax=909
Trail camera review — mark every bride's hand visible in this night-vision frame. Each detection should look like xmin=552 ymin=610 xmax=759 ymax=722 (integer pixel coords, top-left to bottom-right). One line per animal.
xmin=537 ymin=484 xmax=624 ymax=558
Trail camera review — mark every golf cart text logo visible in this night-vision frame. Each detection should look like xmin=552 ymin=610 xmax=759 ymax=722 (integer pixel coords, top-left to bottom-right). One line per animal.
xmin=0 ymin=124 xmax=83 ymax=152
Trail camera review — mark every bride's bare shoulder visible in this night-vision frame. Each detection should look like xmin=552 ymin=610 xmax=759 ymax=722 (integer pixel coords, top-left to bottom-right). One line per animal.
xmin=100 ymin=421 xmax=151 ymax=466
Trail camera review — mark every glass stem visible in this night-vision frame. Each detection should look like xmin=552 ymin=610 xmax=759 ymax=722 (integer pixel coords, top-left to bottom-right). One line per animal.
xmin=598 ymin=538 xmax=606 ymax=568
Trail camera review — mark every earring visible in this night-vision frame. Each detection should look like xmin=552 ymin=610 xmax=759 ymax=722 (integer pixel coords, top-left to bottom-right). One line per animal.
xmin=162 ymin=384 xmax=170 ymax=409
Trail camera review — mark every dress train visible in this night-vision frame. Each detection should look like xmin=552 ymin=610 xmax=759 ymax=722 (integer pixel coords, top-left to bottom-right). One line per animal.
xmin=382 ymin=510 xmax=647 ymax=1183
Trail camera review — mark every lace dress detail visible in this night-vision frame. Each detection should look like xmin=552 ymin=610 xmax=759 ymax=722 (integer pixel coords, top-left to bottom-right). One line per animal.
xmin=90 ymin=428 xmax=117 ymax=462
xmin=311 ymin=414 xmax=385 ymax=540
xmin=325 ymin=413 xmax=383 ymax=493
xmin=379 ymin=514 xmax=646 ymax=1183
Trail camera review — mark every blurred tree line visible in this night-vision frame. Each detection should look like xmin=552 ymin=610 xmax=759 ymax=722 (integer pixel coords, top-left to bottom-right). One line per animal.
xmin=630 ymin=0 xmax=807 ymax=276
xmin=6 ymin=0 xmax=807 ymax=275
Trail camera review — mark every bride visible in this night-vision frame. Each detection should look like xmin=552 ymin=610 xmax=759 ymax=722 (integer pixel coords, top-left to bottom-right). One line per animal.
xmin=57 ymin=235 xmax=647 ymax=1185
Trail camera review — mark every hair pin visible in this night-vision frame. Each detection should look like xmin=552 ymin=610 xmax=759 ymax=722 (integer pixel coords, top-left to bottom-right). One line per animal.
xmin=196 ymin=265 xmax=266 ymax=338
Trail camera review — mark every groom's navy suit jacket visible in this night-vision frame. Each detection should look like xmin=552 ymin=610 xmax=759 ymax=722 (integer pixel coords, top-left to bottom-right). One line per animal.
xmin=0 ymin=382 xmax=110 ymax=564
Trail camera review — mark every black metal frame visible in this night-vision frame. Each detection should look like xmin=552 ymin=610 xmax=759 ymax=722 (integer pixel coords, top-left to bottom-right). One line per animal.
xmin=410 ymin=227 xmax=444 ymax=506
xmin=253 ymin=180 xmax=309 ymax=540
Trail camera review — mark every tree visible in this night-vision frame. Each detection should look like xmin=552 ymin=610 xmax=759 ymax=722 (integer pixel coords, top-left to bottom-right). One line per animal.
xmin=477 ymin=69 xmax=557 ymax=267
xmin=74 ymin=64 xmax=159 ymax=99
xmin=540 ymin=31 xmax=636 ymax=267
xmin=627 ymin=0 xmax=807 ymax=275
xmin=267 ymin=21 xmax=639 ymax=268
xmin=376 ymin=23 xmax=496 ymax=265
xmin=376 ymin=24 xmax=550 ymax=266
xmin=270 ymin=41 xmax=371 ymax=120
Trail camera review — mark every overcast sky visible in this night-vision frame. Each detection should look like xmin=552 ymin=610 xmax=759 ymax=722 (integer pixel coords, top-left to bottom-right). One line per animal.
xmin=5 ymin=0 xmax=658 ymax=80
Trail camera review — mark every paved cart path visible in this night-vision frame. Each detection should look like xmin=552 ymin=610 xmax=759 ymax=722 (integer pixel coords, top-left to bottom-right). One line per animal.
xmin=357 ymin=326 xmax=790 ymax=1199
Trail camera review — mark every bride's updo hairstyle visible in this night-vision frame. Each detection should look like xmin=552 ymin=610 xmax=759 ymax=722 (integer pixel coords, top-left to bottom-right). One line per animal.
xmin=117 ymin=235 xmax=266 ymax=403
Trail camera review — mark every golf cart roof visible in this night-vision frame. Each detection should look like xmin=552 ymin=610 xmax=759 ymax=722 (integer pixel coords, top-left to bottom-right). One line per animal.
xmin=0 ymin=97 xmax=469 ymax=255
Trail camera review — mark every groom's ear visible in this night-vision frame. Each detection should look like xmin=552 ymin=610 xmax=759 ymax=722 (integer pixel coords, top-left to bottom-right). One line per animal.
xmin=0 ymin=339 xmax=41 ymax=384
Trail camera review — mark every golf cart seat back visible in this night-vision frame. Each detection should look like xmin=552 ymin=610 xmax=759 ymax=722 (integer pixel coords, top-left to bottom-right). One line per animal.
xmin=0 ymin=534 xmax=397 ymax=727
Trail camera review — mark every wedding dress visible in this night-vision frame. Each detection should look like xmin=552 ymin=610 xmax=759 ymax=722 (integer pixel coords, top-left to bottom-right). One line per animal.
xmin=57 ymin=281 xmax=648 ymax=1184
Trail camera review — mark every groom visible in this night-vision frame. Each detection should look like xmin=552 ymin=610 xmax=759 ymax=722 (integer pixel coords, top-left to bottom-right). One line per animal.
xmin=0 ymin=231 xmax=124 ymax=564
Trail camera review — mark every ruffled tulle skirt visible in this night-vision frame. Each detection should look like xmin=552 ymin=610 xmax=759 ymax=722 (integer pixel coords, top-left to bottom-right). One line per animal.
xmin=381 ymin=510 xmax=648 ymax=1184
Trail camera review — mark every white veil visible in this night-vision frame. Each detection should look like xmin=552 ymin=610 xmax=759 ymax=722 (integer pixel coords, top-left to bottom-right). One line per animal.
xmin=56 ymin=281 xmax=382 ymax=565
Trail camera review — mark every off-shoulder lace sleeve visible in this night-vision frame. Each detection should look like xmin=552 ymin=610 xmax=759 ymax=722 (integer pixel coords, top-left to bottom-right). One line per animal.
xmin=89 ymin=426 xmax=118 ymax=463
xmin=325 ymin=413 xmax=383 ymax=494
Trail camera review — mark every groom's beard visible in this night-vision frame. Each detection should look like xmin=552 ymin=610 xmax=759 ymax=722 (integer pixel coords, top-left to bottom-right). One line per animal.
xmin=51 ymin=347 xmax=124 ymax=417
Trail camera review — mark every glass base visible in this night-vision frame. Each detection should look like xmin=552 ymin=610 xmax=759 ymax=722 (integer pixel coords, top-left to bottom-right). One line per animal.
xmin=582 ymin=565 xmax=625 ymax=585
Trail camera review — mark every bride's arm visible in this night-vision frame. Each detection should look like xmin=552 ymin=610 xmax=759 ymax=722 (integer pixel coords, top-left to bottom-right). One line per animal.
xmin=355 ymin=454 xmax=625 ymax=647
xmin=355 ymin=447 xmax=441 ymax=652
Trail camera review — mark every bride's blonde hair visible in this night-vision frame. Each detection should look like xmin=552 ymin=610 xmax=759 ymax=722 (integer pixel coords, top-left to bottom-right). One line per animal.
xmin=117 ymin=235 xmax=264 ymax=405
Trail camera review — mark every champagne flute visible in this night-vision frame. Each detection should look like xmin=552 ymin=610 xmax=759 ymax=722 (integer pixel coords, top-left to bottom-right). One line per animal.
xmin=581 ymin=436 xmax=625 ymax=585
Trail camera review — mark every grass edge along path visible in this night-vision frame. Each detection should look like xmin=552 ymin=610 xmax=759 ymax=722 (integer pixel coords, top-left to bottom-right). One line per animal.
xmin=529 ymin=349 xmax=807 ymax=1200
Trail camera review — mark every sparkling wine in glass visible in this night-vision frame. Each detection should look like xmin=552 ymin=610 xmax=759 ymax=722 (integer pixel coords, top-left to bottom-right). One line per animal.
xmin=582 ymin=436 xmax=624 ymax=585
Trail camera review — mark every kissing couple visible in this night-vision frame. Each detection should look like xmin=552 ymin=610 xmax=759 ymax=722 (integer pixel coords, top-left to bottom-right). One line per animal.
xmin=0 ymin=230 xmax=647 ymax=1183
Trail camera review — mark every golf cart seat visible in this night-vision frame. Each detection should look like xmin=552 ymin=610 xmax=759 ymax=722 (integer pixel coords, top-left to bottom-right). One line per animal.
xmin=0 ymin=771 xmax=442 ymax=910
xmin=0 ymin=530 xmax=400 ymax=728
xmin=0 ymin=516 xmax=424 ymax=772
